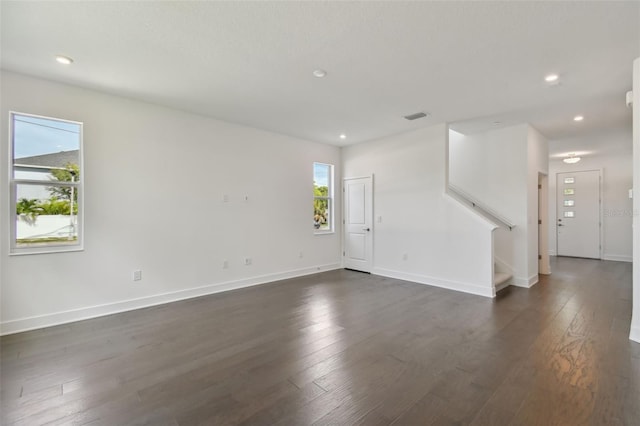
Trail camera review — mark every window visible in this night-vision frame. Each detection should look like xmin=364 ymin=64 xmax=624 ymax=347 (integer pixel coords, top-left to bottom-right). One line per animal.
xmin=10 ymin=112 xmax=83 ymax=254
xmin=313 ymin=162 xmax=333 ymax=233
xmin=564 ymin=200 xmax=575 ymax=207
xmin=564 ymin=188 xmax=575 ymax=195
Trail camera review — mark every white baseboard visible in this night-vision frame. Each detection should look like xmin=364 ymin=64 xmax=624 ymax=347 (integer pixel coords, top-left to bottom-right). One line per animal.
xmin=372 ymin=267 xmax=494 ymax=298
xmin=0 ymin=263 xmax=342 ymax=336
xmin=513 ymin=274 xmax=539 ymax=288
xmin=630 ymin=322 xmax=640 ymax=344
xmin=603 ymin=254 xmax=633 ymax=263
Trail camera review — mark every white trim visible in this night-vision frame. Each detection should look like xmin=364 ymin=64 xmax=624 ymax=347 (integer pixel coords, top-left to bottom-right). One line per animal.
xmin=630 ymin=324 xmax=640 ymax=343
xmin=0 ymin=263 xmax=342 ymax=336
xmin=603 ymin=254 xmax=633 ymax=262
xmin=372 ymin=267 xmax=495 ymax=298
xmin=513 ymin=274 xmax=539 ymax=288
xmin=549 ymin=249 xmax=557 ymax=256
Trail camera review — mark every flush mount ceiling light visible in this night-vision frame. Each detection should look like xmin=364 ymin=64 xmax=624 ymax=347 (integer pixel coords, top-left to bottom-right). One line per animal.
xmin=312 ymin=69 xmax=327 ymax=78
xmin=55 ymin=55 xmax=74 ymax=65
xmin=339 ymin=134 xmax=346 ymax=140
xmin=544 ymin=73 xmax=559 ymax=83
xmin=563 ymin=153 xmax=581 ymax=164
xmin=573 ymin=115 xmax=584 ymax=122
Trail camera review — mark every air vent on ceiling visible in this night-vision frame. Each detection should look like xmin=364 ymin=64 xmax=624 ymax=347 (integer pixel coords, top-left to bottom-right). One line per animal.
xmin=404 ymin=112 xmax=429 ymax=121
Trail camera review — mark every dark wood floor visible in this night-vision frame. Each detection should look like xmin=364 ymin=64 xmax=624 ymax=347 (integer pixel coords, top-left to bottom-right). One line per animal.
xmin=1 ymin=257 xmax=639 ymax=425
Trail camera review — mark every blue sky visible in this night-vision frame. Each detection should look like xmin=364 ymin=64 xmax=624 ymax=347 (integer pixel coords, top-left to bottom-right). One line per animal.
xmin=13 ymin=114 xmax=80 ymax=159
xmin=314 ymin=163 xmax=330 ymax=187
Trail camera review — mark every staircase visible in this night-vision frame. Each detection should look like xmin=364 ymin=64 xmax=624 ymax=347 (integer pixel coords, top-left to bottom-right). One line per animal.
xmin=494 ymin=269 xmax=513 ymax=292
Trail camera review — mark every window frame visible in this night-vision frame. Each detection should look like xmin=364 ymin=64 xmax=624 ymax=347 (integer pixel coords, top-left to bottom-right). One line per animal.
xmin=313 ymin=162 xmax=334 ymax=235
xmin=9 ymin=111 xmax=84 ymax=255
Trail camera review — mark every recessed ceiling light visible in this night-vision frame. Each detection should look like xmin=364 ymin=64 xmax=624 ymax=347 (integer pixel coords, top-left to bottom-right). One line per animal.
xmin=544 ymin=74 xmax=559 ymax=83
xmin=313 ymin=69 xmax=327 ymax=78
xmin=573 ymin=115 xmax=584 ymax=122
xmin=339 ymin=134 xmax=346 ymax=140
xmin=55 ymin=55 xmax=73 ymax=65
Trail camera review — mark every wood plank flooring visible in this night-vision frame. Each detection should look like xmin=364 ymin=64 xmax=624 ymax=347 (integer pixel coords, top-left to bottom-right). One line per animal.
xmin=1 ymin=257 xmax=638 ymax=425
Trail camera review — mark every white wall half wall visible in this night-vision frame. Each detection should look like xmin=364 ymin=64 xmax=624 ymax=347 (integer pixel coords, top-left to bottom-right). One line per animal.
xmin=0 ymin=71 xmax=342 ymax=335
xmin=548 ymin=129 xmax=633 ymax=262
xmin=631 ymin=57 xmax=640 ymax=343
xmin=449 ymin=125 xmax=548 ymax=287
xmin=342 ymin=124 xmax=496 ymax=298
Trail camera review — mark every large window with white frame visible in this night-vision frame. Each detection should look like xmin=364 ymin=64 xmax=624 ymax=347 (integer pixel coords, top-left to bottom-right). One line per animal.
xmin=313 ymin=162 xmax=333 ymax=233
xmin=10 ymin=112 xmax=83 ymax=254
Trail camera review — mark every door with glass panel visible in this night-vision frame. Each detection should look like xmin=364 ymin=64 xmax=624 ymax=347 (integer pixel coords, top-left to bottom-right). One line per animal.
xmin=556 ymin=170 xmax=601 ymax=259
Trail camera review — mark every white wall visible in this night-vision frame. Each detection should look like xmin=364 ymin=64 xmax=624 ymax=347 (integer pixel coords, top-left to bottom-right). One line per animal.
xmin=528 ymin=126 xmax=549 ymax=277
xmin=342 ymin=124 xmax=496 ymax=297
xmin=631 ymin=57 xmax=640 ymax=343
xmin=0 ymin=71 xmax=342 ymax=334
xmin=449 ymin=124 xmax=546 ymax=286
xmin=548 ymin=131 xmax=633 ymax=262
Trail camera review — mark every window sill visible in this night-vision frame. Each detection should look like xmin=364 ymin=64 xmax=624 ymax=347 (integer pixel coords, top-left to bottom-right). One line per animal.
xmin=10 ymin=245 xmax=84 ymax=256
xmin=314 ymin=230 xmax=335 ymax=236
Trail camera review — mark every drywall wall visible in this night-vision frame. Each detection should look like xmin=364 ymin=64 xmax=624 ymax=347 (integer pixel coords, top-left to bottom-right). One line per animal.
xmin=631 ymin=57 xmax=639 ymax=343
xmin=342 ymin=124 xmax=496 ymax=297
xmin=449 ymin=125 xmax=544 ymax=286
xmin=548 ymin=130 xmax=633 ymax=262
xmin=0 ymin=71 xmax=342 ymax=334
xmin=527 ymin=126 xmax=549 ymax=279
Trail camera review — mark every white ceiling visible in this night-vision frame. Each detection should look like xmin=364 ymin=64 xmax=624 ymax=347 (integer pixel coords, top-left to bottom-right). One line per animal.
xmin=1 ymin=1 xmax=638 ymax=146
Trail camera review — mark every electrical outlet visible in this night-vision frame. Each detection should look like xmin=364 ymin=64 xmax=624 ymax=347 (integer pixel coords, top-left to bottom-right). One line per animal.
xmin=244 ymin=257 xmax=252 ymax=266
xmin=402 ymin=253 xmax=408 ymax=261
xmin=299 ymin=251 xmax=304 ymax=258
xmin=222 ymin=194 xmax=229 ymax=203
xmin=133 ymin=270 xmax=142 ymax=281
xmin=222 ymin=260 xmax=228 ymax=269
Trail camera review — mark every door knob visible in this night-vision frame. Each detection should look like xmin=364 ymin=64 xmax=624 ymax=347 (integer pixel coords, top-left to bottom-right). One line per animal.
xmin=363 ymin=227 xmax=371 ymax=231
xmin=558 ymin=224 xmax=564 ymax=227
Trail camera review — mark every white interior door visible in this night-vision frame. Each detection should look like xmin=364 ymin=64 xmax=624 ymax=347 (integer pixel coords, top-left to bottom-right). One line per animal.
xmin=556 ymin=170 xmax=601 ymax=259
xmin=343 ymin=177 xmax=373 ymax=272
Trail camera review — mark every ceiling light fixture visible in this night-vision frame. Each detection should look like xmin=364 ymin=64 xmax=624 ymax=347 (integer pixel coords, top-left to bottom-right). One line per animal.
xmin=573 ymin=115 xmax=584 ymax=122
xmin=544 ymin=74 xmax=559 ymax=83
xmin=55 ymin=55 xmax=74 ymax=65
xmin=312 ymin=69 xmax=327 ymax=78
xmin=563 ymin=153 xmax=581 ymax=164
xmin=339 ymin=134 xmax=346 ymax=140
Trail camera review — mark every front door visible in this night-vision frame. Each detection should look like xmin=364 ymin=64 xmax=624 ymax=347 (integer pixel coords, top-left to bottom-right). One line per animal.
xmin=556 ymin=170 xmax=601 ymax=259
xmin=343 ymin=176 xmax=373 ymax=272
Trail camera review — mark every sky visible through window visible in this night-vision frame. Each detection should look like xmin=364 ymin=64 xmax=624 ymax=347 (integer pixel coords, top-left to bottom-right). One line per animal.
xmin=314 ymin=163 xmax=329 ymax=187
xmin=13 ymin=115 xmax=80 ymax=159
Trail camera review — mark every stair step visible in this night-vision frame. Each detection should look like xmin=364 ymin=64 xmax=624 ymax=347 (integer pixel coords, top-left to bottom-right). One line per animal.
xmin=494 ymin=272 xmax=512 ymax=290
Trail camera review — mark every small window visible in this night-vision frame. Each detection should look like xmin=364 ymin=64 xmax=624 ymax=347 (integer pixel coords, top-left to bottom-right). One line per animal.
xmin=10 ymin=112 xmax=83 ymax=254
xmin=564 ymin=200 xmax=575 ymax=207
xmin=313 ymin=162 xmax=333 ymax=233
xmin=564 ymin=188 xmax=575 ymax=195
xmin=564 ymin=177 xmax=575 ymax=184
xmin=564 ymin=211 xmax=575 ymax=218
